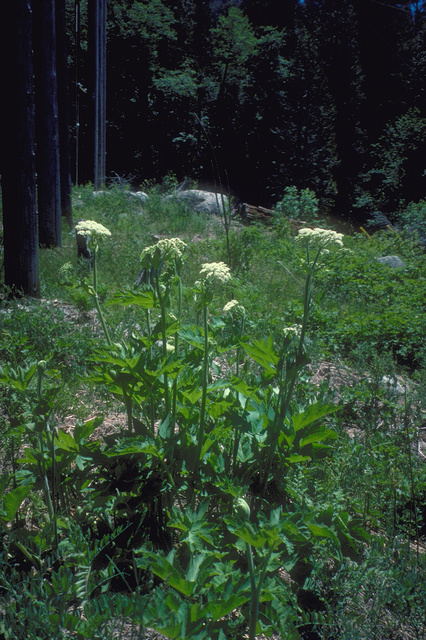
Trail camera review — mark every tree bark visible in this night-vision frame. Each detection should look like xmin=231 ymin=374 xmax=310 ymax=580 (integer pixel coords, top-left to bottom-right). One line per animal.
xmin=56 ymin=0 xmax=73 ymax=227
xmin=33 ymin=0 xmax=62 ymax=247
xmin=88 ymin=0 xmax=107 ymax=189
xmin=1 ymin=0 xmax=40 ymax=297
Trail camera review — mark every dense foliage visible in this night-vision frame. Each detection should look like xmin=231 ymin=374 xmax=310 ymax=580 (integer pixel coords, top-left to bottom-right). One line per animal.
xmin=71 ymin=0 xmax=426 ymax=222
xmin=0 ymin=186 xmax=425 ymax=639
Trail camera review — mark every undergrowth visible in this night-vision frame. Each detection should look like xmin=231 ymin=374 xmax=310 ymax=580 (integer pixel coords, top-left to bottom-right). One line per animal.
xmin=0 ymin=183 xmax=425 ymax=639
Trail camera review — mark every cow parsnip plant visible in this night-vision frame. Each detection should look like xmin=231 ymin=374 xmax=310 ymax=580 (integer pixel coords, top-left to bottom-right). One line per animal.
xmin=0 ymin=184 xmax=425 ymax=640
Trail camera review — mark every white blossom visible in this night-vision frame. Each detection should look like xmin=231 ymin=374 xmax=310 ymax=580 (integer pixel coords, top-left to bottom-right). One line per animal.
xmin=296 ymin=227 xmax=344 ymax=248
xmin=199 ymin=261 xmax=231 ymax=285
xmin=75 ymin=220 xmax=111 ymax=239
xmin=141 ymin=237 xmax=187 ymax=263
xmin=223 ymin=299 xmax=245 ymax=316
xmin=283 ymin=324 xmax=302 ymax=338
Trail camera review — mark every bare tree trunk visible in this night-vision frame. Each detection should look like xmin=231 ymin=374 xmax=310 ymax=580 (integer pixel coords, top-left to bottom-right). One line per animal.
xmin=74 ymin=0 xmax=81 ymax=185
xmin=1 ymin=0 xmax=40 ymax=297
xmin=33 ymin=0 xmax=62 ymax=247
xmin=56 ymin=0 xmax=73 ymax=227
xmin=88 ymin=0 xmax=107 ymax=189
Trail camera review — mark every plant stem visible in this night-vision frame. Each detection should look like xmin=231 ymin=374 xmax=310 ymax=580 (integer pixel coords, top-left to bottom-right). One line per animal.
xmin=246 ymin=541 xmax=274 ymax=640
xmin=145 ymin=308 xmax=155 ymax=434
xmin=172 ymin=273 xmax=182 ymax=433
xmin=192 ymin=304 xmax=209 ymax=494
xmin=246 ymin=542 xmax=258 ymax=640
xmin=155 ymin=266 xmax=170 ymax=419
xmin=92 ymin=248 xmax=112 ymax=346
xmin=260 ymin=247 xmax=320 ymax=496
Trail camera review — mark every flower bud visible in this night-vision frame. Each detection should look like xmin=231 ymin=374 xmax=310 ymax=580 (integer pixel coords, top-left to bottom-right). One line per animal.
xmin=235 ymin=498 xmax=251 ymax=521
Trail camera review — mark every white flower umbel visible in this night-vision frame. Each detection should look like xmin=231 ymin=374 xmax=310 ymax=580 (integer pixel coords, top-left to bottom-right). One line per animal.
xmin=296 ymin=227 xmax=344 ymax=248
xmin=223 ymin=299 xmax=245 ymax=316
xmin=283 ymin=324 xmax=302 ymax=338
xmin=199 ymin=261 xmax=232 ymax=285
xmin=75 ymin=220 xmax=112 ymax=241
xmin=140 ymin=237 xmax=187 ymax=267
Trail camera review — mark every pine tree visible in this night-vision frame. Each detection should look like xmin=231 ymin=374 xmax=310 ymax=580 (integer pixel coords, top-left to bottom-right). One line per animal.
xmin=1 ymin=0 xmax=40 ymax=296
xmin=33 ymin=0 xmax=62 ymax=247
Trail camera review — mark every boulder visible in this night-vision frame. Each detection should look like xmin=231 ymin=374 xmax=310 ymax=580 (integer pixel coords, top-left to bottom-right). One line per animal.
xmin=381 ymin=375 xmax=406 ymax=396
xmin=375 ymin=255 xmax=406 ymax=269
xmin=129 ymin=191 xmax=149 ymax=204
xmin=165 ymin=189 xmax=229 ymax=215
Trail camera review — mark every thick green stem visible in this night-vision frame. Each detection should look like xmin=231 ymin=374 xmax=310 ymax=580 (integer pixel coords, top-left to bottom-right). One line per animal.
xmin=192 ymin=304 xmax=209 ymax=486
xmin=172 ymin=275 xmax=182 ymax=430
xmin=155 ymin=268 xmax=170 ymax=419
xmin=246 ymin=542 xmax=258 ymax=640
xmin=124 ymin=386 xmax=133 ymax=433
xmin=92 ymin=248 xmax=112 ymax=346
xmin=260 ymin=248 xmax=321 ymax=497
xmin=246 ymin=542 xmax=275 ymax=640
xmin=145 ymin=308 xmax=155 ymax=434
xmin=36 ymin=364 xmax=57 ymax=548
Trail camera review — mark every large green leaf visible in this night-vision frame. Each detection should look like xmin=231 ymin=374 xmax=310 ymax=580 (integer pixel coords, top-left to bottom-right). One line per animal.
xmin=307 ymin=522 xmax=340 ymax=546
xmin=107 ymin=288 xmax=155 ymax=308
xmin=209 ymin=593 xmax=249 ymax=621
xmin=55 ymin=430 xmax=79 ymax=452
xmin=292 ymin=401 xmax=340 ymax=432
xmin=2 ymin=485 xmax=31 ymax=522
xmin=241 ymin=335 xmax=279 ymax=375
xmin=298 ymin=428 xmax=338 ymax=448
xmin=74 ymin=415 xmax=104 ymax=443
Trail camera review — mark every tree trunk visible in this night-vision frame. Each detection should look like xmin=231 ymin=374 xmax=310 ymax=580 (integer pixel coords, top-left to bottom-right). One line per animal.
xmin=33 ymin=0 xmax=62 ymax=247
xmin=56 ymin=0 xmax=73 ymax=227
xmin=1 ymin=0 xmax=40 ymax=297
xmin=88 ymin=0 xmax=107 ymax=189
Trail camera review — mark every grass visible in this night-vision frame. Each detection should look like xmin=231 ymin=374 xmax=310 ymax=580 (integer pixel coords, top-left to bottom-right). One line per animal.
xmin=0 ymin=182 xmax=425 ymax=639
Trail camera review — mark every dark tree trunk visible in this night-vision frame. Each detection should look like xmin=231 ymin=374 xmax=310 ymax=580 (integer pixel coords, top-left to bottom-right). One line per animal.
xmin=88 ymin=0 xmax=107 ymax=189
xmin=33 ymin=0 xmax=62 ymax=247
xmin=56 ymin=0 xmax=73 ymax=227
xmin=1 ymin=0 xmax=40 ymax=297
xmin=74 ymin=0 xmax=81 ymax=185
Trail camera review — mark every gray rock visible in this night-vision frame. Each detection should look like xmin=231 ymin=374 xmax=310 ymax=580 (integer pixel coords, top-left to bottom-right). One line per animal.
xmin=375 ymin=255 xmax=406 ymax=269
xmin=129 ymin=191 xmax=149 ymax=203
xmin=381 ymin=375 xmax=406 ymax=396
xmin=166 ymin=189 xmax=229 ymax=216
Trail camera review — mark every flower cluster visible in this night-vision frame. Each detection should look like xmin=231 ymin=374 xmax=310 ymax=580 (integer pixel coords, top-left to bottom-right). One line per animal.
xmin=141 ymin=237 xmax=187 ymax=264
xmin=75 ymin=220 xmax=111 ymax=240
xmin=296 ymin=227 xmax=344 ymax=248
xmin=199 ymin=261 xmax=232 ymax=285
xmin=223 ymin=299 xmax=245 ymax=317
xmin=283 ymin=324 xmax=302 ymax=338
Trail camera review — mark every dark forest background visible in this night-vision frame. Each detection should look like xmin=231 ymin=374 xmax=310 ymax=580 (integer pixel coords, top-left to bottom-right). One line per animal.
xmin=73 ymin=0 xmax=426 ymax=222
